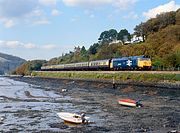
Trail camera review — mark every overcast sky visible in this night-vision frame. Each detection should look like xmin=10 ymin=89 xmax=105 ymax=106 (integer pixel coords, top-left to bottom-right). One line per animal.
xmin=0 ymin=0 xmax=179 ymax=60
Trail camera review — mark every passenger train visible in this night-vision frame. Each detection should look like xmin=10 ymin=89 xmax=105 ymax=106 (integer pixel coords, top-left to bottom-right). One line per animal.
xmin=41 ymin=55 xmax=152 ymax=71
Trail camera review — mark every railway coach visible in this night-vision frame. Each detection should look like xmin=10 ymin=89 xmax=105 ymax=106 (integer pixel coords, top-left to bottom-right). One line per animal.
xmin=41 ymin=64 xmax=65 ymax=71
xmin=89 ymin=59 xmax=110 ymax=70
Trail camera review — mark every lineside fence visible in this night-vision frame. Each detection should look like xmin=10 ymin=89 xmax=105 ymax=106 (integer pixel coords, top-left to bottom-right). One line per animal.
xmin=152 ymin=66 xmax=180 ymax=71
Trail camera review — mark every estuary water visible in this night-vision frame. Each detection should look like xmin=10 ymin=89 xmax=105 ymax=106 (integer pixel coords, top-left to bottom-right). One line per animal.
xmin=0 ymin=77 xmax=74 ymax=132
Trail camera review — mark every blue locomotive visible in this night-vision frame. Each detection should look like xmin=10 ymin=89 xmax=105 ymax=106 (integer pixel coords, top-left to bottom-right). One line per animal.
xmin=41 ymin=55 xmax=152 ymax=71
xmin=110 ymin=55 xmax=151 ymax=70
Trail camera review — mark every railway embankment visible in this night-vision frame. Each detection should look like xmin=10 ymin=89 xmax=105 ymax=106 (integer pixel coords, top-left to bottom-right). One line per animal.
xmin=32 ymin=71 xmax=180 ymax=89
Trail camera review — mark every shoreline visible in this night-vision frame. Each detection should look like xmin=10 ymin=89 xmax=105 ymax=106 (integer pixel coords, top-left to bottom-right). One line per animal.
xmin=4 ymin=76 xmax=180 ymax=132
xmin=28 ymin=76 xmax=180 ymax=90
xmin=30 ymin=70 xmax=180 ymax=89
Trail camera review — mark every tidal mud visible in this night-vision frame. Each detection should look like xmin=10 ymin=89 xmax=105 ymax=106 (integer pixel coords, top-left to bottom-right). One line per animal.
xmin=0 ymin=77 xmax=179 ymax=133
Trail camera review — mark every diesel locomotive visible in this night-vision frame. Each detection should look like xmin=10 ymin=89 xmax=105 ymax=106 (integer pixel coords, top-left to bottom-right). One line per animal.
xmin=41 ymin=55 xmax=152 ymax=71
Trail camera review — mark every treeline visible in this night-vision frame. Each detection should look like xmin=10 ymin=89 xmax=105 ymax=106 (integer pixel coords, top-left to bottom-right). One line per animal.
xmin=14 ymin=9 xmax=180 ymax=75
xmin=47 ymin=9 xmax=180 ymax=67
xmin=12 ymin=60 xmax=46 ymax=75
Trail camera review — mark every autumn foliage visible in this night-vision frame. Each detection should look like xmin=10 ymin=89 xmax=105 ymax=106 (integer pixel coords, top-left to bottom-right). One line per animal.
xmin=14 ymin=9 xmax=180 ymax=75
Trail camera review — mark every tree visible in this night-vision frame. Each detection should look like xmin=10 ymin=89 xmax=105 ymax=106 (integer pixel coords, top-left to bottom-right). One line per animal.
xmin=38 ymin=10 xmax=179 ymax=69
xmin=15 ymin=63 xmax=28 ymax=75
xmin=80 ymin=46 xmax=89 ymax=61
xmin=14 ymin=60 xmax=46 ymax=75
xmin=165 ymin=51 xmax=180 ymax=68
xmin=156 ymin=11 xmax=176 ymax=29
xmin=98 ymin=29 xmax=118 ymax=44
xmin=145 ymin=11 xmax=176 ymax=33
xmin=29 ymin=60 xmax=47 ymax=71
xmin=134 ymin=22 xmax=147 ymax=42
xmin=48 ymin=57 xmax=58 ymax=65
xmin=72 ymin=46 xmax=81 ymax=62
xmin=88 ymin=43 xmax=99 ymax=55
xmin=109 ymin=43 xmax=122 ymax=58
xmin=108 ymin=29 xmax=118 ymax=42
xmin=117 ymin=29 xmax=131 ymax=43
xmin=152 ymin=56 xmax=165 ymax=69
xmin=80 ymin=46 xmax=87 ymax=55
xmin=98 ymin=30 xmax=109 ymax=43
xmin=96 ymin=43 xmax=112 ymax=59
xmin=134 ymin=11 xmax=176 ymax=42
xmin=176 ymin=8 xmax=180 ymax=25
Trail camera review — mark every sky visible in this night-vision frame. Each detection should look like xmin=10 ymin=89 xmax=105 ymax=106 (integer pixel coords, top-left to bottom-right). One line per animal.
xmin=0 ymin=0 xmax=179 ymax=60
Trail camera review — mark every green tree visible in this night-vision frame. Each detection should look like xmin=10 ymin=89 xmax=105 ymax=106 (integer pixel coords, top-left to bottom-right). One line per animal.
xmin=96 ymin=43 xmax=112 ymax=59
xmin=88 ymin=43 xmax=99 ymax=55
xmin=152 ymin=56 xmax=165 ymax=70
xmin=156 ymin=11 xmax=176 ymax=29
xmin=108 ymin=29 xmax=118 ymax=41
xmin=145 ymin=11 xmax=176 ymax=33
xmin=134 ymin=22 xmax=147 ymax=42
xmin=29 ymin=60 xmax=46 ymax=71
xmin=80 ymin=46 xmax=89 ymax=61
xmin=109 ymin=43 xmax=122 ymax=58
xmin=48 ymin=57 xmax=58 ymax=65
xmin=14 ymin=60 xmax=46 ymax=75
xmin=80 ymin=46 xmax=86 ymax=55
xmin=98 ymin=30 xmax=109 ymax=43
xmin=134 ymin=11 xmax=176 ymax=42
xmin=176 ymin=8 xmax=180 ymax=25
xmin=71 ymin=46 xmax=81 ymax=62
xmin=117 ymin=29 xmax=131 ymax=43
xmin=98 ymin=29 xmax=118 ymax=43
xmin=41 ymin=9 xmax=180 ymax=69
xmin=165 ymin=51 xmax=180 ymax=68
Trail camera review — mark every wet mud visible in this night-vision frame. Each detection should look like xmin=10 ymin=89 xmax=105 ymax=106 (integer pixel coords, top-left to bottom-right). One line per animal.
xmin=0 ymin=77 xmax=179 ymax=133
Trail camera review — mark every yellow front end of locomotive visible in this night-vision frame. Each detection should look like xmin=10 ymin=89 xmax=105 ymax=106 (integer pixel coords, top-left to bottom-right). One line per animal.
xmin=137 ymin=58 xmax=152 ymax=70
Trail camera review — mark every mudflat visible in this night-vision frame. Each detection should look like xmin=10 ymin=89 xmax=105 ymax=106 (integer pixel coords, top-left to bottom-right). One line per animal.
xmin=0 ymin=77 xmax=179 ymax=133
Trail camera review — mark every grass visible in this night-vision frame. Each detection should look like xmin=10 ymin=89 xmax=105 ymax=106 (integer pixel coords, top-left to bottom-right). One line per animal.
xmin=31 ymin=71 xmax=180 ymax=83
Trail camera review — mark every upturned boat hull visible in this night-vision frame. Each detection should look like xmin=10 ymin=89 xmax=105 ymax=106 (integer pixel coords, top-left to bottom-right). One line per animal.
xmin=118 ymin=99 xmax=141 ymax=107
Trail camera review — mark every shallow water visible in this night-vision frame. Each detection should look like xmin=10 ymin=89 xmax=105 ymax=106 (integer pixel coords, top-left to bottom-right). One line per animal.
xmin=0 ymin=77 xmax=74 ymax=132
xmin=0 ymin=77 xmax=179 ymax=132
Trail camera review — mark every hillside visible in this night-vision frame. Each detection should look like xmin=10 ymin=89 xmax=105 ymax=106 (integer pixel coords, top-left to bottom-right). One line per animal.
xmin=115 ymin=24 xmax=180 ymax=69
xmin=45 ymin=9 xmax=180 ymax=69
xmin=0 ymin=52 xmax=26 ymax=75
xmin=14 ymin=9 xmax=180 ymax=75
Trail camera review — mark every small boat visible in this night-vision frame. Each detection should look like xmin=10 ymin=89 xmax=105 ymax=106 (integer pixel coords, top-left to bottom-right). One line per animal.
xmin=57 ymin=112 xmax=89 ymax=124
xmin=167 ymin=130 xmax=180 ymax=133
xmin=118 ymin=99 xmax=142 ymax=107
xmin=61 ymin=89 xmax=68 ymax=92
xmin=0 ymin=116 xmax=5 ymax=124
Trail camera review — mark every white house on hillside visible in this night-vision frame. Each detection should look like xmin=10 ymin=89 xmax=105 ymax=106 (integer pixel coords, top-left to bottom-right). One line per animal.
xmin=109 ymin=40 xmax=123 ymax=45
xmin=109 ymin=35 xmax=144 ymax=45
xmin=131 ymin=35 xmax=143 ymax=43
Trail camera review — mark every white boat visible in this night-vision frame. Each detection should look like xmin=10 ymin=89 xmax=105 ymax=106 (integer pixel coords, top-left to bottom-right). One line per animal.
xmin=57 ymin=112 xmax=89 ymax=124
xmin=0 ymin=116 xmax=5 ymax=123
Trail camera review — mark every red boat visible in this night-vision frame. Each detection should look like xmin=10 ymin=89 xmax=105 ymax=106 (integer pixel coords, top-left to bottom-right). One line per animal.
xmin=118 ymin=99 xmax=142 ymax=107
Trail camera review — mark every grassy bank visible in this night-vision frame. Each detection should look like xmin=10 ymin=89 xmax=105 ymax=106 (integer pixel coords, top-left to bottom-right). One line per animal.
xmin=32 ymin=71 xmax=180 ymax=83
